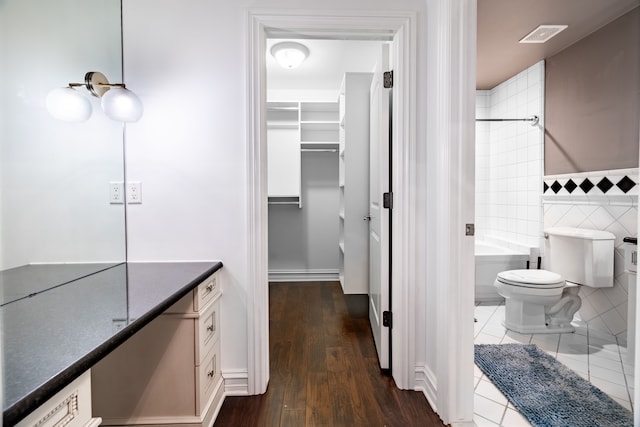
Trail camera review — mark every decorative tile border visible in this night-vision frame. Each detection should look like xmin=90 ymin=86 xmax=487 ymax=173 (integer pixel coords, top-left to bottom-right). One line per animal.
xmin=543 ymin=168 xmax=639 ymax=199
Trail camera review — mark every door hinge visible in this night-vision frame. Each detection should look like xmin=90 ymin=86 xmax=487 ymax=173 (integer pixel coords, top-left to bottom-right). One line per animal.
xmin=383 ymin=311 xmax=393 ymax=328
xmin=383 ymin=192 xmax=393 ymax=209
xmin=383 ymin=70 xmax=393 ymax=89
xmin=465 ymin=223 xmax=475 ymax=236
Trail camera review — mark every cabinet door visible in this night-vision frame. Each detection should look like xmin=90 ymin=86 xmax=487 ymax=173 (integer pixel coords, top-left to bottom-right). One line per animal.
xmin=267 ymin=127 xmax=300 ymax=197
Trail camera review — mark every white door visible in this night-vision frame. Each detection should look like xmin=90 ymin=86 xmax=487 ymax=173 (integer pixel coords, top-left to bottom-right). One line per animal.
xmin=368 ymin=44 xmax=391 ymax=370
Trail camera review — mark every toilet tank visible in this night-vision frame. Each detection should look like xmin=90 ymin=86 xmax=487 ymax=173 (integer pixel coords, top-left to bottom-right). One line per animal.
xmin=544 ymin=227 xmax=615 ymax=288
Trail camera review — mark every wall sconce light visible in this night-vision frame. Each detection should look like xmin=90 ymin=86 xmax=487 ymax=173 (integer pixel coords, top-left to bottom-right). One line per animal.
xmin=270 ymin=42 xmax=309 ymax=69
xmin=46 ymin=71 xmax=143 ymax=123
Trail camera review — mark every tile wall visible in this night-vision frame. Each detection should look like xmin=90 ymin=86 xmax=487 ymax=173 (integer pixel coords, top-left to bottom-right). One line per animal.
xmin=543 ymin=169 xmax=638 ymax=338
xmin=475 ymin=61 xmax=545 ymax=250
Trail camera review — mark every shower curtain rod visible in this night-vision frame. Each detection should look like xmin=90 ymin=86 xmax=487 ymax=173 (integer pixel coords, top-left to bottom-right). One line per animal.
xmin=476 ymin=115 xmax=539 ymax=126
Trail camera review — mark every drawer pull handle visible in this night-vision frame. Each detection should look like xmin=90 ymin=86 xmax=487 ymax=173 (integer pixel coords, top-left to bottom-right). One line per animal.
xmin=207 ymin=370 xmax=214 ymax=378
xmin=205 ymin=283 xmax=214 ymax=293
xmin=207 ymin=325 xmax=214 ymax=332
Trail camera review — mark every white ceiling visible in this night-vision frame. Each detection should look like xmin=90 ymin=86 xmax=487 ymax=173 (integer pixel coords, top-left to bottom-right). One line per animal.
xmin=266 ymin=1 xmax=640 ymax=91
xmin=266 ymin=39 xmax=383 ymax=92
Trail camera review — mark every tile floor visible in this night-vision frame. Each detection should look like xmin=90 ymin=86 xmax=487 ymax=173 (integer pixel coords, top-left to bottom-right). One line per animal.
xmin=473 ymin=301 xmax=635 ymax=426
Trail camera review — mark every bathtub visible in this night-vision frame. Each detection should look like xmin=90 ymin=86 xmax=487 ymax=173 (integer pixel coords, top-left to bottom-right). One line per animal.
xmin=475 ymin=241 xmax=531 ymax=301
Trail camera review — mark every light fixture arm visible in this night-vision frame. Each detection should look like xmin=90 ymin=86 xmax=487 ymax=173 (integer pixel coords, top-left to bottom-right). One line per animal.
xmin=65 ymin=71 xmax=127 ymax=98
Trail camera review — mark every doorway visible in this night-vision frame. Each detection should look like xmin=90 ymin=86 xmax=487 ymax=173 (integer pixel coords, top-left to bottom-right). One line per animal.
xmin=265 ymin=39 xmax=380 ymax=284
xmin=247 ymin=10 xmax=418 ymax=394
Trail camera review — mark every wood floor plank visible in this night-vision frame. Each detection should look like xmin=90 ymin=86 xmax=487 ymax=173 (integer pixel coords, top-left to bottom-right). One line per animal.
xmin=280 ymin=408 xmax=305 ymax=427
xmin=215 ymin=281 xmax=446 ymax=427
xmin=305 ymin=372 xmax=332 ymax=426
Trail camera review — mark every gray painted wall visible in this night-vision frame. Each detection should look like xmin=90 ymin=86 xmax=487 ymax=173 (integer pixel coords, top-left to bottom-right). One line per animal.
xmin=545 ymin=7 xmax=640 ymax=175
xmin=268 ymin=151 xmax=340 ymax=275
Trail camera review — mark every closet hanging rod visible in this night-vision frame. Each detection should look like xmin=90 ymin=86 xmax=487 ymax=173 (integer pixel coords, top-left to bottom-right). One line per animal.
xmin=476 ymin=115 xmax=539 ymax=126
xmin=267 ymin=106 xmax=299 ymax=110
xmin=301 ymin=148 xmax=338 ymax=153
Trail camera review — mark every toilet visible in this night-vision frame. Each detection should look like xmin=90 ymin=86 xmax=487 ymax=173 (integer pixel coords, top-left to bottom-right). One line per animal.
xmin=494 ymin=227 xmax=615 ymax=334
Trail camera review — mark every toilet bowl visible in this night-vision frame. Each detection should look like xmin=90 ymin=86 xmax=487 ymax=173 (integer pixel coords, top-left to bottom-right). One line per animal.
xmin=495 ymin=269 xmax=580 ymax=334
xmin=494 ymin=227 xmax=615 ymax=335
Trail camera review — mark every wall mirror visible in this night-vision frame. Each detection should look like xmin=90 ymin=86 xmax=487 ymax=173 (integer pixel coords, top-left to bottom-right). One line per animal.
xmin=0 ymin=0 xmax=126 ymax=304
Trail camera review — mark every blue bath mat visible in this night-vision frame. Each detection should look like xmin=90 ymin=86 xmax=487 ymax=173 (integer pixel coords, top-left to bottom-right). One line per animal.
xmin=474 ymin=344 xmax=633 ymax=427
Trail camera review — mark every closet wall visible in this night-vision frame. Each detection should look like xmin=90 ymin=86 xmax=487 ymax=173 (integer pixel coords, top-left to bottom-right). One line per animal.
xmin=268 ymin=145 xmax=340 ymax=280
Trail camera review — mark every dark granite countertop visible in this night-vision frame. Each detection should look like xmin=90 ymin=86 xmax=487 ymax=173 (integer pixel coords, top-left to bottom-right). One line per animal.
xmin=1 ymin=261 xmax=223 ymax=426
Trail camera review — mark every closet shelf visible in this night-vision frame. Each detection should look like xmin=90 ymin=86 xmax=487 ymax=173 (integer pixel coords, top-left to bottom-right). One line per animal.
xmin=267 ymin=122 xmax=298 ymax=129
xmin=268 ymin=196 xmax=302 ymax=208
xmin=301 ymin=142 xmax=339 ymax=149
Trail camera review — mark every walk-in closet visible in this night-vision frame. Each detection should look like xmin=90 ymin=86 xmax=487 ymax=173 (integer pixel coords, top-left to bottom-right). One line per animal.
xmin=266 ymin=39 xmax=384 ymax=295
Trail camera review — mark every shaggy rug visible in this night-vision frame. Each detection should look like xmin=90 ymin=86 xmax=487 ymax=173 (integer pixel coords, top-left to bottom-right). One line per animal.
xmin=474 ymin=343 xmax=633 ymax=427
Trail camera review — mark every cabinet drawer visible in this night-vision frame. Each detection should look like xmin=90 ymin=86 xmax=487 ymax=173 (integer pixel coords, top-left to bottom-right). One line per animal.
xmin=194 ymin=273 xmax=219 ymax=312
xmin=196 ymin=299 xmax=219 ymax=363
xmin=17 ymin=370 xmax=101 ymax=427
xmin=196 ymin=340 xmax=221 ymax=413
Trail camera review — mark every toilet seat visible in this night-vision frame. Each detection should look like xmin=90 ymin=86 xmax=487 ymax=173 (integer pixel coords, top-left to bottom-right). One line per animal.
xmin=496 ymin=269 xmax=564 ymax=289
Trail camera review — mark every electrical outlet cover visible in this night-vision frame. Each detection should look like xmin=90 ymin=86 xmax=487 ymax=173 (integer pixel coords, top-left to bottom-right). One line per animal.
xmin=126 ymin=181 xmax=142 ymax=204
xmin=109 ymin=181 xmax=124 ymax=204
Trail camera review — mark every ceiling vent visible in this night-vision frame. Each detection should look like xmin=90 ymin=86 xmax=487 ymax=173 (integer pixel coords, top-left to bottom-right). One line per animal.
xmin=519 ymin=25 xmax=568 ymax=43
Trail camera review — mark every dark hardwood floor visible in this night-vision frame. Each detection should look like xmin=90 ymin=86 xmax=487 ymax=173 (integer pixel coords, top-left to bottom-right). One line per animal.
xmin=214 ymin=281 xmax=446 ymax=427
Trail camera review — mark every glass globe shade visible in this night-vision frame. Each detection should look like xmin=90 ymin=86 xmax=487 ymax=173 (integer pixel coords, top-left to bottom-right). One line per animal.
xmin=45 ymin=87 xmax=92 ymax=122
xmin=271 ymin=42 xmax=309 ymax=69
xmin=101 ymin=87 xmax=143 ymax=122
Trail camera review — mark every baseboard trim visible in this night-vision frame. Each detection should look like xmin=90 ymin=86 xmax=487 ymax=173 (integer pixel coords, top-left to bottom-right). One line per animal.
xmin=206 ymin=380 xmax=226 ymax=427
xmin=223 ymin=369 xmax=250 ymax=396
xmin=414 ymin=365 xmax=438 ymax=413
xmin=268 ymin=269 xmax=339 ymax=282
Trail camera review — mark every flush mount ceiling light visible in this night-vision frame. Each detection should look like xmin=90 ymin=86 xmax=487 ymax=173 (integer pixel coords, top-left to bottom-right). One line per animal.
xmin=519 ymin=25 xmax=568 ymax=44
xmin=270 ymin=42 xmax=310 ymax=69
xmin=46 ymin=71 xmax=143 ymax=123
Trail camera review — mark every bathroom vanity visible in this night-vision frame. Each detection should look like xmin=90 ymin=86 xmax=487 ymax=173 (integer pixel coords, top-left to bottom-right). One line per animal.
xmin=2 ymin=261 xmax=223 ymax=427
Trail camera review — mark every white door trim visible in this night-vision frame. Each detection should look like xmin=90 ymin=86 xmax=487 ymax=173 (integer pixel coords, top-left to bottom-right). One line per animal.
xmin=246 ymin=9 xmax=417 ymax=394
xmin=427 ymin=0 xmax=476 ymax=424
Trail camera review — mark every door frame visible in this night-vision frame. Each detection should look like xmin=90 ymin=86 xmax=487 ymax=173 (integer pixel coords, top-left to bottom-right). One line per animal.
xmin=247 ymin=9 xmax=417 ymax=393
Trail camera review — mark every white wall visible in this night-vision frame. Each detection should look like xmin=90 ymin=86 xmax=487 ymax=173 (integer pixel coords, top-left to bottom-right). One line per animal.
xmin=0 ymin=0 xmax=126 ymax=270
xmin=475 ymin=61 xmax=544 ymax=251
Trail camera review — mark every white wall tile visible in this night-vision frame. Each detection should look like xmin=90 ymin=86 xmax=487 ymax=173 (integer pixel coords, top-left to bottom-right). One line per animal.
xmin=475 ymin=61 xmax=544 ymax=249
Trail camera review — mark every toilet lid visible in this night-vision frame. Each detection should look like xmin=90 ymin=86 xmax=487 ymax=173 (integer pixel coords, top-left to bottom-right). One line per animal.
xmin=497 ymin=269 xmax=564 ymax=288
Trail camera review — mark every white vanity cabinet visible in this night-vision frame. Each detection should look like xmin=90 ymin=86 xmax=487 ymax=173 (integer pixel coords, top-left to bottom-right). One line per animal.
xmin=16 ymin=371 xmax=101 ymax=427
xmin=338 ymin=73 xmax=373 ymax=294
xmin=91 ymin=272 xmax=223 ymax=426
